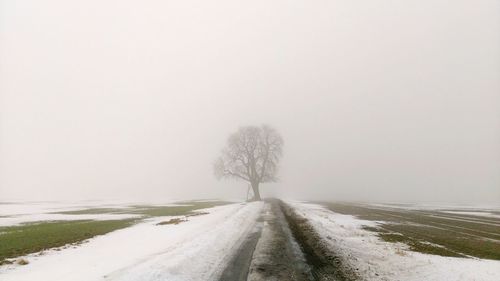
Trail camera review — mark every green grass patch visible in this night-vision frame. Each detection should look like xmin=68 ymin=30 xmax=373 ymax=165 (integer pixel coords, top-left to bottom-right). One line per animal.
xmin=130 ymin=201 xmax=230 ymax=217
xmin=0 ymin=219 xmax=136 ymax=263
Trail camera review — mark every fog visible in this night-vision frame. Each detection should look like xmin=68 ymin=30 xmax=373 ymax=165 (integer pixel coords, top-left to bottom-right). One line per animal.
xmin=1 ymin=0 xmax=499 ymax=203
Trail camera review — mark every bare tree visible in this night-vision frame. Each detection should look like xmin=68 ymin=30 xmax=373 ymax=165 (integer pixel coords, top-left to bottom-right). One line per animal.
xmin=214 ymin=125 xmax=284 ymax=201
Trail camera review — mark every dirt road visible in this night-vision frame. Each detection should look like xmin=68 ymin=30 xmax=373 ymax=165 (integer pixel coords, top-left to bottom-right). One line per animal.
xmin=219 ymin=199 xmax=356 ymax=281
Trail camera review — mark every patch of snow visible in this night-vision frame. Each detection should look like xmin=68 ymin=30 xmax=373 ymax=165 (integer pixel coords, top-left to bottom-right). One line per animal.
xmin=0 ymin=200 xmax=185 ymax=217
xmin=0 ymin=202 xmax=263 ymax=281
xmin=369 ymin=203 xmax=500 ymax=212
xmin=0 ymin=201 xmax=130 ymax=217
xmin=288 ymin=202 xmax=500 ymax=281
xmin=0 ymin=213 xmax=143 ymax=227
xmin=442 ymin=211 xmax=500 ymax=219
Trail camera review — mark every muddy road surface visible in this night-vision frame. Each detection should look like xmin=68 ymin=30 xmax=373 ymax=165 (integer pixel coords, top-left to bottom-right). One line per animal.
xmin=219 ymin=199 xmax=357 ymax=281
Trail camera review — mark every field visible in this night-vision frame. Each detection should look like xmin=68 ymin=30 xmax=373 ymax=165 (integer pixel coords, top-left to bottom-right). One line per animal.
xmin=0 ymin=200 xmax=229 ymax=264
xmin=0 ymin=219 xmax=137 ymax=263
xmin=1 ymin=200 xmax=500 ymax=281
xmin=56 ymin=201 xmax=229 ymax=216
xmin=321 ymin=202 xmax=500 ymax=260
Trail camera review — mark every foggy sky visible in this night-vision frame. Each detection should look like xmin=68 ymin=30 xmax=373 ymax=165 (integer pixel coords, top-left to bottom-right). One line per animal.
xmin=1 ymin=0 xmax=499 ymax=203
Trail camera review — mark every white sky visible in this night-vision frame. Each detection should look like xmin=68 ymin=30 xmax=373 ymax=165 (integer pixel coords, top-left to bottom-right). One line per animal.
xmin=1 ymin=0 xmax=499 ymax=203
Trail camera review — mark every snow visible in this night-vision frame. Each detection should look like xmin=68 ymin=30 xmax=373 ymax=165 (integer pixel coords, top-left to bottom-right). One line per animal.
xmin=0 ymin=200 xmax=191 ymax=217
xmin=443 ymin=211 xmax=500 ymax=219
xmin=0 ymin=201 xmax=186 ymax=226
xmin=0 ymin=202 xmax=264 ymax=281
xmin=0 ymin=201 xmax=133 ymax=217
xmin=288 ymin=202 xmax=500 ymax=281
xmin=0 ymin=213 xmax=142 ymax=227
xmin=369 ymin=202 xmax=500 ymax=213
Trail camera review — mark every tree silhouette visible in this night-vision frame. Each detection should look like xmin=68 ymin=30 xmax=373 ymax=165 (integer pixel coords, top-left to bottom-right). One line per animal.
xmin=214 ymin=125 xmax=284 ymax=201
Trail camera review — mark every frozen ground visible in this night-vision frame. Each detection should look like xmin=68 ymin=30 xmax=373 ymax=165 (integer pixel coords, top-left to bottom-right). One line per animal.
xmin=370 ymin=202 xmax=500 ymax=213
xmin=0 ymin=202 xmax=264 ymax=281
xmin=442 ymin=211 xmax=500 ymax=219
xmin=2 ymin=200 xmax=499 ymax=281
xmin=0 ymin=200 xmax=190 ymax=226
xmin=289 ymin=202 xmax=500 ymax=281
xmin=0 ymin=213 xmax=142 ymax=227
xmin=0 ymin=201 xmax=136 ymax=216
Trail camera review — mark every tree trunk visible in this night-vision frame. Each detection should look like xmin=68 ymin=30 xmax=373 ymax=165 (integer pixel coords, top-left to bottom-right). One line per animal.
xmin=251 ymin=182 xmax=261 ymax=201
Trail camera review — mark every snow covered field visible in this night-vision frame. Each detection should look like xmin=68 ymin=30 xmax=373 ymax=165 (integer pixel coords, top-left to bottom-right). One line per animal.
xmin=289 ymin=202 xmax=500 ymax=281
xmin=442 ymin=211 xmax=500 ymax=219
xmin=0 ymin=213 xmax=143 ymax=227
xmin=2 ymin=200 xmax=499 ymax=281
xmin=0 ymin=201 xmax=263 ymax=281
xmin=0 ymin=201 xmax=134 ymax=216
xmin=0 ymin=201 xmax=143 ymax=226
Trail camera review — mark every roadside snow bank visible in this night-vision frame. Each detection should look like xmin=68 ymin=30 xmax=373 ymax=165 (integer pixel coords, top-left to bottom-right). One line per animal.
xmin=0 ymin=202 xmax=263 ymax=281
xmin=288 ymin=202 xmax=500 ymax=281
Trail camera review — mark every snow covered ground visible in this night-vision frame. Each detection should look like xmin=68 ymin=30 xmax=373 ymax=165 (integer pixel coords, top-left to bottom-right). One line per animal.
xmin=0 ymin=201 xmax=134 ymax=216
xmin=0 ymin=202 xmax=263 ymax=281
xmin=370 ymin=202 xmax=500 ymax=213
xmin=0 ymin=200 xmax=188 ymax=226
xmin=0 ymin=213 xmax=143 ymax=227
xmin=442 ymin=211 xmax=500 ymax=219
xmin=289 ymin=202 xmax=500 ymax=281
xmin=3 ymin=200 xmax=498 ymax=281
